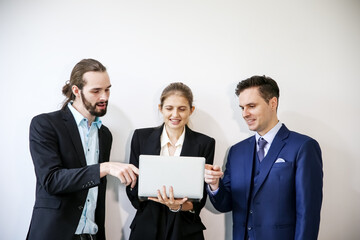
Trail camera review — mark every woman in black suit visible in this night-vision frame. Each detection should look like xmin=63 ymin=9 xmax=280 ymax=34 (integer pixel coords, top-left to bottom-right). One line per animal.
xmin=126 ymin=82 xmax=215 ymax=240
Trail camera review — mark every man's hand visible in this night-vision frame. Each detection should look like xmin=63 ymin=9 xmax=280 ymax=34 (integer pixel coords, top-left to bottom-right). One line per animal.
xmin=100 ymin=162 xmax=139 ymax=188
xmin=204 ymin=164 xmax=223 ymax=191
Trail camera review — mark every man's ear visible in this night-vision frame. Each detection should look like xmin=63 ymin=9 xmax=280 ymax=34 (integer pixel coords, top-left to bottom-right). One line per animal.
xmin=72 ymin=85 xmax=80 ymax=98
xmin=270 ymin=97 xmax=278 ymax=110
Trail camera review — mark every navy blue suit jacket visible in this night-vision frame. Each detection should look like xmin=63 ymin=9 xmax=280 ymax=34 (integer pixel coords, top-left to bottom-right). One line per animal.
xmin=26 ymin=107 xmax=112 ymax=240
xmin=208 ymin=125 xmax=323 ymax=240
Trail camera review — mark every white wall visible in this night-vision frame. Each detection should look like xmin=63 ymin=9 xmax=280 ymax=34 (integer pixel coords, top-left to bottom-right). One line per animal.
xmin=1 ymin=0 xmax=359 ymax=239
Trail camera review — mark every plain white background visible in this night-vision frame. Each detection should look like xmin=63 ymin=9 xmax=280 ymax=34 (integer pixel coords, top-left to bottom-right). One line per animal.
xmin=1 ymin=0 xmax=359 ymax=239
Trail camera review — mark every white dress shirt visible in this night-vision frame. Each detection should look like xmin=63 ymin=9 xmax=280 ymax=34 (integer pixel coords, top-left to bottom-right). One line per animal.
xmin=159 ymin=126 xmax=185 ymax=157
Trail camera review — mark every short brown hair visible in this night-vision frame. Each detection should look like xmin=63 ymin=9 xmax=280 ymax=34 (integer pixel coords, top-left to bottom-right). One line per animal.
xmin=235 ymin=75 xmax=279 ymax=103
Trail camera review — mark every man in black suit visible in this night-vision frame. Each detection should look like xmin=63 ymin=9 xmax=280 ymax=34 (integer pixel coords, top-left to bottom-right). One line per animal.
xmin=27 ymin=59 xmax=139 ymax=240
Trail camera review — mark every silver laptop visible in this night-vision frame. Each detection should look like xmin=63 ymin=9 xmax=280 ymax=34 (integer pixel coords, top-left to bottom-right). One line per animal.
xmin=138 ymin=155 xmax=205 ymax=202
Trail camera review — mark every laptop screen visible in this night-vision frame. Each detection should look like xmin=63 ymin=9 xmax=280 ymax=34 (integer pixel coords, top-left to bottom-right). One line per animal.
xmin=138 ymin=155 xmax=205 ymax=201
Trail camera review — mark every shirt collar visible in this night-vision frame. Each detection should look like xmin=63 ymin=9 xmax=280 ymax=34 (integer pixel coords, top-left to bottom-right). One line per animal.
xmin=160 ymin=125 xmax=186 ymax=148
xmin=255 ymin=121 xmax=282 ymax=146
xmin=67 ymin=102 xmax=102 ymax=129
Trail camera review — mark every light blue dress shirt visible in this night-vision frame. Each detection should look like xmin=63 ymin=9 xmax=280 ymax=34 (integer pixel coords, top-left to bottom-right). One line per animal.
xmin=255 ymin=121 xmax=282 ymax=156
xmin=68 ymin=103 xmax=102 ymax=235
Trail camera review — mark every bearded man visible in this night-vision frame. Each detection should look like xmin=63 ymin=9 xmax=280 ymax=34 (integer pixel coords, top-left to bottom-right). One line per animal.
xmin=27 ymin=59 xmax=139 ymax=240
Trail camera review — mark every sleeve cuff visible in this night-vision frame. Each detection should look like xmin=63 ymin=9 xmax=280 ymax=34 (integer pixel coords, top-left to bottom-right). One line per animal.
xmin=207 ymin=184 xmax=219 ymax=195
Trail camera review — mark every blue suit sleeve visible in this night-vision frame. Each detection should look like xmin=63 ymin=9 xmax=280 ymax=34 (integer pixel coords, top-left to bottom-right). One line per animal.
xmin=295 ymin=138 xmax=323 ymax=240
xmin=207 ymin=146 xmax=234 ymax=213
xmin=192 ymin=137 xmax=215 ymax=214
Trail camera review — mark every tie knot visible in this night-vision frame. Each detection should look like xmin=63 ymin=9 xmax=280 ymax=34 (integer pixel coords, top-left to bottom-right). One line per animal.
xmin=258 ymin=137 xmax=267 ymax=149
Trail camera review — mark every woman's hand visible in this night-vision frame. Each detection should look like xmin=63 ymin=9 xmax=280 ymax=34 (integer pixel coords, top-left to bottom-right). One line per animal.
xmin=148 ymin=186 xmax=188 ymax=211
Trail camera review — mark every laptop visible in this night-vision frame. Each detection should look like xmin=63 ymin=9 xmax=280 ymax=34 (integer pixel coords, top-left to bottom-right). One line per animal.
xmin=138 ymin=155 xmax=205 ymax=202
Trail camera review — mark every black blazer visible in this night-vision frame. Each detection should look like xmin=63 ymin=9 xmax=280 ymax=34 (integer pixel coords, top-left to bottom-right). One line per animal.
xmin=126 ymin=125 xmax=215 ymax=240
xmin=26 ymin=107 xmax=112 ymax=240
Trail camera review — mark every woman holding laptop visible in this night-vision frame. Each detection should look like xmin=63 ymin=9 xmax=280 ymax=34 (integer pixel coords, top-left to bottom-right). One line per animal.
xmin=126 ymin=82 xmax=215 ymax=240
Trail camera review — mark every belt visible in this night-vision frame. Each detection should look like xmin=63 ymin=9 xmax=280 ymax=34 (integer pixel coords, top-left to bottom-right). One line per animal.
xmin=73 ymin=234 xmax=97 ymax=240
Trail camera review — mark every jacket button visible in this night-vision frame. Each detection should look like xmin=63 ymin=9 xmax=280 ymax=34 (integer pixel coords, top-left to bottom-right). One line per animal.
xmin=250 ymin=210 xmax=253 ymax=214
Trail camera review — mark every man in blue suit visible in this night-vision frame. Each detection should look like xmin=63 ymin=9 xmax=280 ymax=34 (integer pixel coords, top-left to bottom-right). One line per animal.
xmin=205 ymin=75 xmax=323 ymax=240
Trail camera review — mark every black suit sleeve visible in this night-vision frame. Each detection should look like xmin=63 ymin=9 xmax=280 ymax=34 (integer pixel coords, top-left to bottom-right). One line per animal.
xmin=191 ymin=137 xmax=215 ymax=214
xmin=30 ymin=114 xmax=101 ymax=195
xmin=126 ymin=129 xmax=142 ymax=209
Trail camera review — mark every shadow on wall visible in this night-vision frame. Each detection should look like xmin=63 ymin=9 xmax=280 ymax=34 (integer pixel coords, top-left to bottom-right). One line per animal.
xmin=191 ymin=82 xmax=254 ymax=240
xmin=102 ymin=103 xmax=135 ymax=240
xmin=221 ymin=81 xmax=253 ymax=240
xmin=280 ymin=111 xmax=360 ymax=240
xmin=191 ymin=106 xmax=234 ymax=240
xmin=229 ymin=80 xmax=253 ymax=137
xmin=202 ymin=146 xmax=233 ymax=240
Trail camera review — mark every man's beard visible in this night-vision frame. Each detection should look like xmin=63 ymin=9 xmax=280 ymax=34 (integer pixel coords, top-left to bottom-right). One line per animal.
xmin=81 ymin=91 xmax=108 ymax=117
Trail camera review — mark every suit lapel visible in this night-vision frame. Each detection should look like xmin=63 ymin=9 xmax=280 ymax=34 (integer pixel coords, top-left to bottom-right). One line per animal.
xmin=143 ymin=124 xmax=197 ymax=156
xmin=144 ymin=125 xmax=162 ymax=155
xmin=98 ymin=127 xmax=106 ymax=163
xmin=180 ymin=126 xmax=199 ymax=157
xmin=62 ymin=107 xmax=87 ymax=166
xmin=245 ymin=137 xmax=256 ymax=201
xmin=252 ymin=125 xmax=290 ymax=198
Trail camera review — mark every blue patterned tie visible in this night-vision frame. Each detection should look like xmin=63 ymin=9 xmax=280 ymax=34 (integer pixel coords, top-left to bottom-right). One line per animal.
xmin=258 ymin=137 xmax=267 ymax=162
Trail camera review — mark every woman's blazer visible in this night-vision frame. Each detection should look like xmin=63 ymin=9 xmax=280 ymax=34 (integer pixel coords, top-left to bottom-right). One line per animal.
xmin=126 ymin=124 xmax=215 ymax=240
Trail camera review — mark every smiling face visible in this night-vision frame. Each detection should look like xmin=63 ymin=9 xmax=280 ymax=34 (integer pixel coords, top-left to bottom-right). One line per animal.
xmin=72 ymin=71 xmax=111 ymax=122
xmin=239 ymin=87 xmax=278 ymax=136
xmin=159 ymin=93 xmax=194 ymax=133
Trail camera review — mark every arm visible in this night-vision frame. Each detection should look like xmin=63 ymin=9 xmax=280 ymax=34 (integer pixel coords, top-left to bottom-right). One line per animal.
xmin=191 ymin=138 xmax=216 ymax=214
xmin=98 ymin=125 xmax=138 ymax=187
xmin=206 ymin=146 xmax=235 ymax=213
xmin=100 ymin=162 xmax=138 ymax=188
xmin=30 ymin=115 xmax=102 ymax=195
xmin=126 ymin=130 xmax=142 ymax=209
xmin=295 ymin=139 xmax=323 ymax=240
